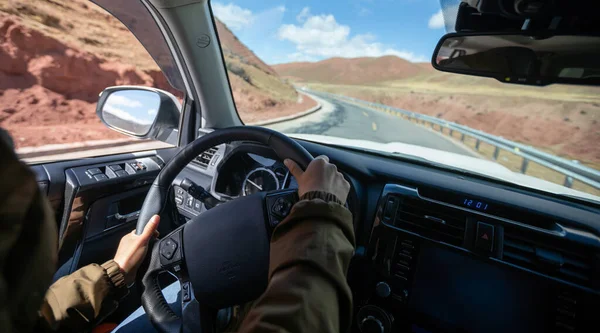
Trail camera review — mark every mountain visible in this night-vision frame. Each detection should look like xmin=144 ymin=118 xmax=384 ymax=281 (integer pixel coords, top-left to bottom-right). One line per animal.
xmin=0 ymin=0 xmax=308 ymax=148
xmin=272 ymin=56 xmax=431 ymax=85
xmin=212 ymin=19 xmax=299 ymax=112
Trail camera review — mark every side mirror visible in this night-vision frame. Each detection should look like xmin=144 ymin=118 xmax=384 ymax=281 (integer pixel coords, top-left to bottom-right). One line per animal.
xmin=96 ymin=86 xmax=181 ymax=145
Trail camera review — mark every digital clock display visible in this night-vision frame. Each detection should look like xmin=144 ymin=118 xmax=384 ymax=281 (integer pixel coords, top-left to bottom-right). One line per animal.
xmin=462 ymin=198 xmax=489 ymax=211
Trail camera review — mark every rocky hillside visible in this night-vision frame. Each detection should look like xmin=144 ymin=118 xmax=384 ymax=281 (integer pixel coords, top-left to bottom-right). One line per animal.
xmin=214 ymin=19 xmax=300 ymax=113
xmin=273 ymin=56 xmax=432 ymax=85
xmin=0 ymin=0 xmax=308 ymax=148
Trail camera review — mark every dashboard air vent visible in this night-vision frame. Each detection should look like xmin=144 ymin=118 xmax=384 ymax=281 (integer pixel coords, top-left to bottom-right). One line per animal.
xmin=502 ymin=232 xmax=595 ymax=287
xmin=194 ymin=147 xmax=218 ymax=169
xmin=393 ymin=197 xmax=467 ymax=246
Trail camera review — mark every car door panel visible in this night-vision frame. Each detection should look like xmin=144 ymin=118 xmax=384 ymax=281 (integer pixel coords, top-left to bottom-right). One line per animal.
xmin=28 ymin=148 xmax=180 ymax=282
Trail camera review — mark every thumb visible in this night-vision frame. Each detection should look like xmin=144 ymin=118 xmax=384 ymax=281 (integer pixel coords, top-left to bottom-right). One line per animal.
xmin=141 ymin=215 xmax=160 ymax=242
xmin=284 ymin=159 xmax=304 ymax=179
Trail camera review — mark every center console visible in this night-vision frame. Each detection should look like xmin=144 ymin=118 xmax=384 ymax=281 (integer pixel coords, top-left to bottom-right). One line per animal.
xmin=356 ymin=184 xmax=600 ymax=333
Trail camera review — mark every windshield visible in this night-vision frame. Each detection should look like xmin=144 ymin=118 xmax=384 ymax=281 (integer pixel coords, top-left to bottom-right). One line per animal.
xmin=212 ymin=0 xmax=600 ymax=202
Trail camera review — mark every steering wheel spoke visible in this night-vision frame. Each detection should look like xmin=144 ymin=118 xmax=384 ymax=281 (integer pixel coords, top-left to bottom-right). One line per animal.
xmin=264 ymin=189 xmax=299 ymax=231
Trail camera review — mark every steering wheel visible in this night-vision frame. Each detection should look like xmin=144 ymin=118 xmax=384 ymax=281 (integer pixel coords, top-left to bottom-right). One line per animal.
xmin=136 ymin=126 xmax=313 ymax=333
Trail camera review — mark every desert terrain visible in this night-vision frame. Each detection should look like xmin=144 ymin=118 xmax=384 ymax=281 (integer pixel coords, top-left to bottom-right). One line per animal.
xmin=274 ymin=59 xmax=600 ymax=170
xmin=0 ymin=0 xmax=314 ymax=148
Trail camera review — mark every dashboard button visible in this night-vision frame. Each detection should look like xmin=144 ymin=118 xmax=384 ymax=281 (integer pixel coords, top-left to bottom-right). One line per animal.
xmin=185 ymin=196 xmax=194 ymax=209
xmin=476 ymin=222 xmax=495 ymax=252
xmin=375 ymin=282 xmax=391 ymax=298
xmin=161 ymin=238 xmax=178 ymax=260
xmin=87 ymin=168 xmax=102 ymax=176
xmin=108 ymin=164 xmax=122 ymax=171
xmin=175 ymin=187 xmax=185 ymax=196
xmin=115 ymin=170 xmax=128 ymax=177
xmin=193 ymin=200 xmax=202 ymax=211
xmin=174 ymin=196 xmax=183 ymax=206
xmin=94 ymin=174 xmax=108 ymax=181
xmin=182 ymin=282 xmax=191 ymax=302
xmin=272 ymin=197 xmax=293 ymax=217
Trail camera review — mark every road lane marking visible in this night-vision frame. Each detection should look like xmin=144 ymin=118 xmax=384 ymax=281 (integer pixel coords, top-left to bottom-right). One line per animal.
xmin=372 ymin=122 xmax=378 ymax=131
xmin=362 ymin=111 xmax=369 ymax=117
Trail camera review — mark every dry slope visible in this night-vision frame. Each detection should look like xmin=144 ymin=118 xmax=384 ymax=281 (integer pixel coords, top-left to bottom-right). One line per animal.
xmin=0 ymin=0 xmax=312 ymax=148
xmin=272 ymin=56 xmax=428 ymax=85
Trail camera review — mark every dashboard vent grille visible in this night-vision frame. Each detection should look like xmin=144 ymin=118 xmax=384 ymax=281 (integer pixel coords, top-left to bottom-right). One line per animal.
xmin=503 ymin=232 xmax=595 ymax=287
xmin=194 ymin=147 xmax=218 ymax=169
xmin=393 ymin=197 xmax=467 ymax=246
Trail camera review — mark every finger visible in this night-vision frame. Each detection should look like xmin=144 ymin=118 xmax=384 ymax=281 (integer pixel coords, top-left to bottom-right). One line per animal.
xmin=316 ymin=155 xmax=329 ymax=162
xmin=284 ymin=159 xmax=304 ymax=179
xmin=141 ymin=215 xmax=160 ymax=241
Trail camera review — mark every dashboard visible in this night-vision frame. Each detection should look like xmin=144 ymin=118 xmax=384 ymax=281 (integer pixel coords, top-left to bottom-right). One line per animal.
xmin=170 ymin=137 xmax=600 ymax=333
xmin=361 ymin=184 xmax=599 ymax=333
xmin=213 ymin=151 xmax=295 ymax=198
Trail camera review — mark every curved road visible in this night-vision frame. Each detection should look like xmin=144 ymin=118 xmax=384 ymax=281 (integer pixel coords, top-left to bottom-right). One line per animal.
xmin=269 ymin=93 xmax=474 ymax=157
xmin=23 ymin=93 xmax=473 ymax=163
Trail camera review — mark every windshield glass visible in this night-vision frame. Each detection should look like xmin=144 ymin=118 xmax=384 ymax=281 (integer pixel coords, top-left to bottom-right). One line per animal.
xmin=212 ymin=0 xmax=600 ymax=202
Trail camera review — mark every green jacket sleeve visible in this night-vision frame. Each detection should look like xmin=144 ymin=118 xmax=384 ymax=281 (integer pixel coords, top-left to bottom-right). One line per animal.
xmin=38 ymin=260 xmax=125 ymax=332
xmin=238 ymin=197 xmax=355 ymax=333
xmin=0 ymin=131 xmax=125 ymax=333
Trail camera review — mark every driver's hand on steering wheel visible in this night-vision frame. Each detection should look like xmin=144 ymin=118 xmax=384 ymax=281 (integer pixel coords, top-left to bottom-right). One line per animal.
xmin=285 ymin=155 xmax=350 ymax=203
xmin=113 ymin=215 xmax=160 ymax=284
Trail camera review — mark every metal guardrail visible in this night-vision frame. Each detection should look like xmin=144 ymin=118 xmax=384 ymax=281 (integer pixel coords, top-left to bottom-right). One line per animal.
xmin=304 ymin=89 xmax=600 ymax=191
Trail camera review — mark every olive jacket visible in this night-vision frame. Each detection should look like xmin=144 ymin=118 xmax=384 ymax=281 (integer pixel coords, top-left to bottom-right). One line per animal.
xmin=0 ymin=134 xmax=355 ymax=333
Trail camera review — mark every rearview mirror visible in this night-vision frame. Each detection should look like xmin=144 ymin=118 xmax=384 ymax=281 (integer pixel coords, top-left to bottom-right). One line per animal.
xmin=432 ymin=32 xmax=600 ymax=86
xmin=97 ymin=86 xmax=181 ymax=144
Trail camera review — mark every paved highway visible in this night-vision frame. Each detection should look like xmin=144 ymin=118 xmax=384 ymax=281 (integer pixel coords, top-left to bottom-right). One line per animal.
xmin=269 ymin=93 xmax=474 ymax=157
xmin=22 ymin=92 xmax=474 ymax=162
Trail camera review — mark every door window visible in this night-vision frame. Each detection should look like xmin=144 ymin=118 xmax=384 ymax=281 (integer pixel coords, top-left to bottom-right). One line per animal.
xmin=0 ymin=0 xmax=184 ymax=163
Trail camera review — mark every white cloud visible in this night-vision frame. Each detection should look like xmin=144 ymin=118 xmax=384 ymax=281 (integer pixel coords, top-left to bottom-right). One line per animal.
xmin=108 ymin=94 xmax=143 ymax=108
xmin=103 ymin=105 xmax=153 ymax=125
xmin=428 ymin=6 xmax=459 ymax=30
xmin=428 ymin=9 xmax=445 ymax=29
xmin=148 ymin=108 xmax=157 ymax=116
xmin=278 ymin=11 xmax=427 ymax=62
xmin=212 ymin=2 xmax=255 ymax=30
xmin=297 ymin=7 xmax=310 ymax=22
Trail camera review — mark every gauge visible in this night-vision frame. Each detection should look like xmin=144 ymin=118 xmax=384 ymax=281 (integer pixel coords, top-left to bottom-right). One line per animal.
xmin=273 ymin=166 xmax=287 ymax=179
xmin=242 ymin=167 xmax=280 ymax=196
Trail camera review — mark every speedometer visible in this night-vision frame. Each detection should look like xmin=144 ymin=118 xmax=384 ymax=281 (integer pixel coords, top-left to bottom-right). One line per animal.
xmin=242 ymin=168 xmax=280 ymax=196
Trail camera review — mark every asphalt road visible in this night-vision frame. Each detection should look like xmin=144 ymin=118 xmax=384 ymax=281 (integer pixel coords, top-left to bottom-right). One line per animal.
xmin=23 ymin=93 xmax=473 ymax=161
xmin=269 ymin=94 xmax=473 ymax=157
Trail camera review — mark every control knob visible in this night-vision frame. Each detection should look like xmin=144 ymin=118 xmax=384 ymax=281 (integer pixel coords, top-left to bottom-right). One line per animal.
xmin=357 ymin=305 xmax=392 ymax=333
xmin=360 ymin=316 xmax=385 ymax=333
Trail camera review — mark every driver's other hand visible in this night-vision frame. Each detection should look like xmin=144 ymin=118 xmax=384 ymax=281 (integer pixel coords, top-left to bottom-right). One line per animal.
xmin=285 ymin=155 xmax=350 ymax=203
xmin=113 ymin=215 xmax=160 ymax=284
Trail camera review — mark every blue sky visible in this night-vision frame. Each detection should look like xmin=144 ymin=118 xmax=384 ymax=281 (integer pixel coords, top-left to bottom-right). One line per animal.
xmin=211 ymin=0 xmax=458 ymax=64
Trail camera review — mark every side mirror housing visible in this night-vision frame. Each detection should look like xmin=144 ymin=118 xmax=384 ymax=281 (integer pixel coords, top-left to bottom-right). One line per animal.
xmin=96 ymin=86 xmax=181 ymax=145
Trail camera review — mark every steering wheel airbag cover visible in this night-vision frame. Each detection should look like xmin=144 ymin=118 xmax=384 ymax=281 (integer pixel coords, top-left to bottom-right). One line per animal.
xmin=183 ymin=192 xmax=269 ymax=309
